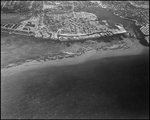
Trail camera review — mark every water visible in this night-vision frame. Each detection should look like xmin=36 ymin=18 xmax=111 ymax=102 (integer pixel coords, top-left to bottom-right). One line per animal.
xmin=1 ymin=6 xmax=149 ymax=119
xmin=79 ymin=7 xmax=149 ymax=47
xmin=1 ymin=51 xmax=149 ymax=119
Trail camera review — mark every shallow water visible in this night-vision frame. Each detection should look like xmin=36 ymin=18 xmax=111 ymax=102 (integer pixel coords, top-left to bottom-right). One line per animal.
xmin=1 ymin=51 xmax=149 ymax=119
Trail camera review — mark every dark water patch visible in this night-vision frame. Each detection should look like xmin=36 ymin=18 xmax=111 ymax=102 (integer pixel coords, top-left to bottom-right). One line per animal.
xmin=1 ymin=52 xmax=149 ymax=119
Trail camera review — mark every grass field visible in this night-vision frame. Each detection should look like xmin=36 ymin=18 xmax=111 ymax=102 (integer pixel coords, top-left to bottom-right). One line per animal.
xmin=1 ymin=13 xmax=30 ymax=24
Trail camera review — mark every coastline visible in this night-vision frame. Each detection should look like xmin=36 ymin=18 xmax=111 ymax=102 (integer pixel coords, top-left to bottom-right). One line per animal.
xmin=1 ymin=50 xmax=96 ymax=78
xmin=1 ymin=40 xmax=147 ymax=78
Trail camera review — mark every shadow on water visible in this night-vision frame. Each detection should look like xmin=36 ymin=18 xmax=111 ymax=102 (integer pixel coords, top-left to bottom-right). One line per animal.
xmin=1 ymin=52 xmax=149 ymax=119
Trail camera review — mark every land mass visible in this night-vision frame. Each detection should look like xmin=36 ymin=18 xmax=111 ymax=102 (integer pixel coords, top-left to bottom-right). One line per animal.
xmin=1 ymin=1 xmax=149 ymax=77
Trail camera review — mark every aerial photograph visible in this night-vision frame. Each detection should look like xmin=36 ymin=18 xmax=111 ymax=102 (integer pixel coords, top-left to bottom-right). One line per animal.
xmin=1 ymin=1 xmax=149 ymax=119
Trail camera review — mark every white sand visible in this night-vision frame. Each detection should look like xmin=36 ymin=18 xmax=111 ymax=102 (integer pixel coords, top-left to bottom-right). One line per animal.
xmin=1 ymin=39 xmax=148 ymax=78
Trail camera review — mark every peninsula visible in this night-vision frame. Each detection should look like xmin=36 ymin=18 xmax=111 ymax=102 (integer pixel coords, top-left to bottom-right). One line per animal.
xmin=1 ymin=1 xmax=128 ymax=41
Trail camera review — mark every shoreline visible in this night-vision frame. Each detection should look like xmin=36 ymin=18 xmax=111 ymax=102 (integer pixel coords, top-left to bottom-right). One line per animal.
xmin=1 ymin=50 xmax=96 ymax=78
xmin=1 ymin=41 xmax=147 ymax=78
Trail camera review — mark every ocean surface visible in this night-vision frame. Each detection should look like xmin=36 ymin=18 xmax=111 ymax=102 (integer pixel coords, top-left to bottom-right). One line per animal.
xmin=1 ymin=50 xmax=149 ymax=119
xmin=1 ymin=6 xmax=149 ymax=119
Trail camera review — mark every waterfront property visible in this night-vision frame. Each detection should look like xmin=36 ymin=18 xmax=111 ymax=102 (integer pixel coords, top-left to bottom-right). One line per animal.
xmin=1 ymin=11 xmax=127 ymax=41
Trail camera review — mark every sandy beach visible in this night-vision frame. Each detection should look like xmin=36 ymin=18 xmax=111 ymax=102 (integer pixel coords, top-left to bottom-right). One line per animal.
xmin=1 ymin=38 xmax=147 ymax=78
